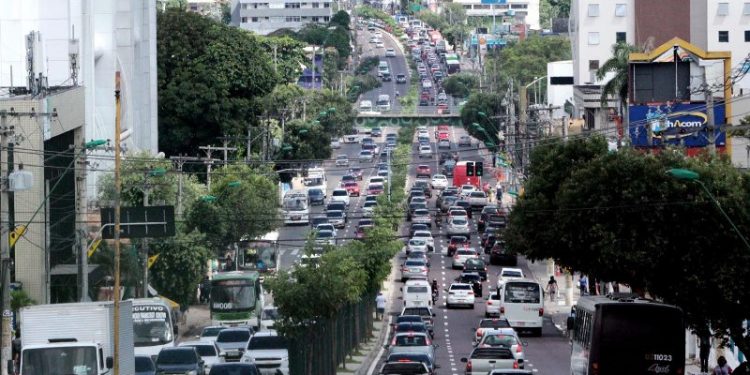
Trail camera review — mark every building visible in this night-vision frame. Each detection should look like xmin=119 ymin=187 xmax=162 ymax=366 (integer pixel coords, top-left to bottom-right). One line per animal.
xmin=230 ymin=0 xmax=333 ymax=35
xmin=546 ymin=60 xmax=574 ymax=119
xmin=298 ymin=54 xmax=323 ymax=89
xmin=451 ymin=0 xmax=540 ymax=31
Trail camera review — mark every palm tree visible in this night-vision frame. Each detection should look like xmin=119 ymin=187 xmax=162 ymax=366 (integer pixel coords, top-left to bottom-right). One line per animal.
xmin=596 ymin=42 xmax=639 ymax=114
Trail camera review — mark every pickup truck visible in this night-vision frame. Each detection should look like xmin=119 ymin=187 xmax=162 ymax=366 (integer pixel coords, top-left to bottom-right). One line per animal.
xmin=460 ymin=347 xmax=522 ymax=374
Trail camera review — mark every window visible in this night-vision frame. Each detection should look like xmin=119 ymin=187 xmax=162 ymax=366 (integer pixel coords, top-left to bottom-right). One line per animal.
xmin=241 ymin=17 xmax=248 ymax=23
xmin=510 ymin=3 xmax=527 ymax=9
xmin=717 ymin=2 xmax=729 ymax=16
xmin=616 ymin=32 xmax=626 ymax=43
xmin=588 ymin=32 xmax=600 ymax=45
xmin=285 ymin=16 xmax=301 ymax=22
xmin=323 ymin=16 xmax=330 ymax=21
xmin=746 ymin=30 xmax=750 ymax=42
xmin=242 ymin=3 xmax=249 ymax=9
xmin=587 ymin=4 xmax=599 ymax=17
xmin=744 ymin=3 xmax=750 ymax=15
xmin=251 ymin=17 xmax=259 ymax=22
xmin=589 ymin=60 xmax=600 ymax=71
xmin=615 ymin=3 xmax=627 ymax=16
xmin=719 ymin=31 xmax=729 ymax=43
xmin=550 ymin=76 xmax=574 ymax=85
xmin=311 ymin=16 xmax=319 ymax=22
xmin=323 ymin=2 xmax=330 ymax=7
xmin=312 ymin=2 xmax=319 ymax=7
xmin=285 ymin=2 xmax=300 ymax=8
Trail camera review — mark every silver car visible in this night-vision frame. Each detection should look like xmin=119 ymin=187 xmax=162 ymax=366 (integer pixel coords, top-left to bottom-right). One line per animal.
xmin=335 ymin=155 xmax=349 ymax=166
xmin=326 ymin=210 xmax=347 ymax=229
xmin=411 ymin=209 xmax=432 ymax=227
xmin=215 ymin=328 xmax=253 ymax=362
xmin=452 ymin=248 xmax=479 ymax=269
xmin=315 ymin=230 xmax=336 ymax=246
xmin=401 ymin=259 xmax=428 ymax=282
xmin=446 ymin=216 xmax=471 ymax=238
xmin=406 ymin=238 xmax=428 ymax=254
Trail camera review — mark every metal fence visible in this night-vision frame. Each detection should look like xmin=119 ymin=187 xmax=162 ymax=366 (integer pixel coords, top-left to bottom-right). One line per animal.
xmin=288 ymin=291 xmax=376 ymax=375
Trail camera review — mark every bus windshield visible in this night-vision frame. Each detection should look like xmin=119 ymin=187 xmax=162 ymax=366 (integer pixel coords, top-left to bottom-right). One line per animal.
xmin=503 ymin=282 xmax=541 ymax=303
xmin=132 ymin=304 xmax=173 ymax=347
xmin=211 ymin=280 xmax=257 ymax=312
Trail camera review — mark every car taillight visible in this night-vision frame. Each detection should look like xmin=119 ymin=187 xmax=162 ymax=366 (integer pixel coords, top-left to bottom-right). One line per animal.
xmin=420 ymin=268 xmax=427 ymax=272
xmin=402 ymin=267 xmax=408 ymax=272
xmin=468 ymin=291 xmax=474 ymax=295
xmin=476 ymin=329 xmax=483 ymax=337
xmin=466 ymin=360 xmax=472 ymax=372
xmin=513 ymin=361 xmax=519 ymax=369
xmin=539 ymin=307 xmax=544 ymax=317
xmin=500 ymin=306 xmax=505 ymax=314
xmin=516 ymin=344 xmax=523 ymax=353
xmin=487 ymin=300 xmax=493 ymax=305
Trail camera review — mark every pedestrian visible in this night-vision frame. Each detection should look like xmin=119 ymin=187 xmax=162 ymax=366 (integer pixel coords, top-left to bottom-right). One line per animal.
xmin=714 ymin=356 xmax=732 ymax=375
xmin=375 ymin=292 xmax=386 ymax=321
xmin=699 ymin=330 xmax=711 ymax=373
xmin=579 ymin=275 xmax=588 ymax=296
xmin=546 ymin=276 xmax=558 ymax=302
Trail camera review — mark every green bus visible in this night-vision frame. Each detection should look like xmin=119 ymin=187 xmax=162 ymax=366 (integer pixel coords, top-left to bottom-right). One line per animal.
xmin=210 ymin=271 xmax=264 ymax=326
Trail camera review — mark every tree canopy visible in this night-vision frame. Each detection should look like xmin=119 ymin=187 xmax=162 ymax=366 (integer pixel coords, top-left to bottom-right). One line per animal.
xmin=505 ymin=137 xmax=750 ymax=355
xmin=442 ymin=73 xmax=479 ymax=99
xmin=486 ymin=35 xmax=571 ymax=88
xmin=460 ymin=92 xmax=503 ymax=149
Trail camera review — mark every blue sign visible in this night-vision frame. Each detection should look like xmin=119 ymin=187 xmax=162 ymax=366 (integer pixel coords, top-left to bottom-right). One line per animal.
xmin=628 ymin=102 xmax=726 ymax=148
xmin=480 ymin=0 xmax=507 ymax=4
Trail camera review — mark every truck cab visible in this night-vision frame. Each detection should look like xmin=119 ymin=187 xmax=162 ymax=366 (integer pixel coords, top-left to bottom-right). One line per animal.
xmin=22 ymin=341 xmax=111 ymax=375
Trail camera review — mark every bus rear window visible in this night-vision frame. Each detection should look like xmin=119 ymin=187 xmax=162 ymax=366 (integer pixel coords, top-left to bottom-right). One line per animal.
xmin=503 ymin=282 xmax=541 ymax=303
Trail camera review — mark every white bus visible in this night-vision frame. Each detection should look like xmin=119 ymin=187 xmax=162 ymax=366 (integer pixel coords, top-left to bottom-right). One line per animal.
xmin=499 ymin=279 xmax=544 ymax=336
xmin=282 ymin=189 xmax=310 ymax=225
xmin=131 ymin=298 xmax=177 ymax=358
xmin=304 ymin=167 xmax=327 ymax=197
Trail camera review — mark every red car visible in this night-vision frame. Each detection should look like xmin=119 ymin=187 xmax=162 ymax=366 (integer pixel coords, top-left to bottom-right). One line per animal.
xmin=416 ymin=165 xmax=431 ymax=178
xmin=344 ymin=181 xmax=360 ymax=196
xmin=367 ymin=183 xmax=384 ymax=196
xmin=340 ymin=175 xmax=357 ymax=187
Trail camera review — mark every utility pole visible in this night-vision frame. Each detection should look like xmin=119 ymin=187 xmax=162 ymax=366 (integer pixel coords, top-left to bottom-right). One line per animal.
xmin=705 ymin=73 xmax=717 ymax=156
xmin=113 ymin=71 xmax=123 ymax=375
xmin=216 ymin=135 xmax=237 ymax=165
xmin=199 ymin=146 xmax=221 ymax=190
xmin=519 ymin=85 xmax=528 ymax=175
xmin=170 ymin=155 xmax=200 ymax=219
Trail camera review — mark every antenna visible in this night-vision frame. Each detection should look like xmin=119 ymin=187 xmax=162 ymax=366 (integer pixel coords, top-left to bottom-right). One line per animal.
xmin=69 ymin=25 xmax=80 ymax=86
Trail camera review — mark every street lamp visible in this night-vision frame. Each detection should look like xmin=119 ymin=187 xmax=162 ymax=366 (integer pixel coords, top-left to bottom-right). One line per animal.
xmin=667 ymin=168 xmax=750 ymax=251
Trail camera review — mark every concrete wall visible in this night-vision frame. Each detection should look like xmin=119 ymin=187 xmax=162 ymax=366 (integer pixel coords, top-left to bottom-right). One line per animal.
xmin=634 ymin=0 xmax=689 ymax=48
xmin=547 ymin=60 xmax=573 ymax=119
xmin=701 ymin=0 xmax=750 ymax=93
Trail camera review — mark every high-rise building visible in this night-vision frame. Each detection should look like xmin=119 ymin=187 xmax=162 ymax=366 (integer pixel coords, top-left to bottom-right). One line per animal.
xmin=230 ymin=0 xmax=333 ymax=35
xmin=451 ymin=0 xmax=540 ymax=31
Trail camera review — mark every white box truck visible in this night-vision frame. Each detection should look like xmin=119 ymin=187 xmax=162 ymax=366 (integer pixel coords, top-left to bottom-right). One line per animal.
xmin=19 ymin=300 xmax=135 ymax=375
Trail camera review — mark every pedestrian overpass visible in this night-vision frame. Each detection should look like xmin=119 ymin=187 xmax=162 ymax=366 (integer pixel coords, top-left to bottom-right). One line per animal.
xmin=354 ymin=113 xmax=462 ymax=128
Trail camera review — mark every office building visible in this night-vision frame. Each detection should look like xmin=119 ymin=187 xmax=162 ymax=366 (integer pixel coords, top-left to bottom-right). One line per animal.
xmin=230 ymin=0 xmax=333 ymax=35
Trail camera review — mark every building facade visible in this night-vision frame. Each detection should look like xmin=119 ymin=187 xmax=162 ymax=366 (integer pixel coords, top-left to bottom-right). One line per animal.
xmin=546 ymin=60 xmax=574 ymax=119
xmin=452 ymin=0 xmax=540 ymax=31
xmin=230 ymin=0 xmax=333 ymax=35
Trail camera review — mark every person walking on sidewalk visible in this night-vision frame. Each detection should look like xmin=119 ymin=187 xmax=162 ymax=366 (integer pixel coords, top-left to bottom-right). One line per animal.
xmin=375 ymin=292 xmax=386 ymax=321
xmin=546 ymin=276 xmax=558 ymax=302
xmin=579 ymin=275 xmax=589 ymax=296
xmin=713 ymin=356 xmax=732 ymax=375
xmin=699 ymin=330 xmax=711 ymax=373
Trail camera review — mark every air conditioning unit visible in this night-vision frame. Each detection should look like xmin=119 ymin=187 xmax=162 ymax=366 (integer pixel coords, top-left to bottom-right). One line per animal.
xmin=8 ymin=168 xmax=33 ymax=191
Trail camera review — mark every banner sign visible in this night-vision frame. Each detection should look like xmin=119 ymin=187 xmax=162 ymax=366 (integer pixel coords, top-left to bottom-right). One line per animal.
xmin=628 ymin=102 xmax=726 ymax=147
xmin=133 ymin=305 xmax=168 ymax=323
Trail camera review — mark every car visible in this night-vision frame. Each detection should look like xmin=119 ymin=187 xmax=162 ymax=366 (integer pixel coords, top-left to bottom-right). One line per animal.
xmin=208 ymin=363 xmax=261 ymax=375
xmin=430 ymin=174 xmax=448 ymax=189
xmin=377 ymin=170 xmax=389 ymax=182
xmin=461 ymin=348 xmax=520 ymax=374
xmin=396 ymin=74 xmax=407 ymax=83
xmin=442 ymin=159 xmax=456 ymax=176
xmin=314 ymin=229 xmax=336 ymax=246
xmin=485 ymin=291 xmax=501 ymax=317
xmin=454 ymin=200 xmax=473 ymax=218
xmin=309 ymin=215 xmax=329 ymax=230
xmin=477 ymin=332 xmax=525 ymax=365
xmin=135 ymin=355 xmax=156 ymax=375
xmin=385 ymin=48 xmax=397 ymax=57
xmin=447 ymin=207 xmax=468 ymax=222
xmin=200 ymin=326 xmax=226 ymax=343
xmin=367 ymin=183 xmax=385 ymax=196
xmin=384 ymin=352 xmax=436 ymax=374
xmin=446 ymin=283 xmax=475 ymax=308
xmin=418 ymin=145 xmax=432 ymax=158
xmin=155 ymin=347 xmax=206 ymax=375
xmin=376 ymin=41 xmax=385 ymax=48
xmin=326 ymin=210 xmax=347 ymax=228
xmin=458 ymin=135 xmax=472 ymax=147
xmin=447 ymin=236 xmax=468 ymax=257
xmin=348 ymin=167 xmax=364 ymax=180
xmin=179 ymin=341 xmax=223 ymax=372
xmin=416 ymin=165 xmax=431 ymax=178
xmin=372 ymin=127 xmax=383 ymax=137
xmin=355 ymin=223 xmax=373 ymax=240
xmin=464 ymin=258 xmax=488 ymax=280
xmin=459 ymin=184 xmax=476 ymax=197
xmin=392 ymin=314 xmax=425 ymax=331
xmin=359 ymin=150 xmax=375 ymax=163
xmin=362 ymin=200 xmax=378 ymax=217
xmin=412 ymin=230 xmax=434 ymax=251
xmin=437 ymin=139 xmax=450 ymax=149
xmin=401 ymin=259 xmax=429 ymax=281
xmin=343 ymin=181 xmax=360 ymax=196
xmin=326 ymin=201 xmax=346 ymax=213
xmin=411 ymin=209 xmax=432 ymax=227
xmin=258 ymin=305 xmax=279 ymax=331
xmin=487 ymin=370 xmax=533 ymax=375
xmin=412 ymin=180 xmax=432 ymax=198
xmin=340 ymin=175 xmax=357 ymax=187
xmin=335 ymin=154 xmax=349 ymax=167
xmin=373 ymin=31 xmax=383 ymax=38
xmin=497 ymin=267 xmax=525 ymax=288
xmin=330 ymin=188 xmax=350 ymax=206
xmin=331 ymin=139 xmax=341 ymax=149
xmin=478 ymin=205 xmax=499 ymax=231
xmin=439 ymin=151 xmax=458 ymax=164
xmin=378 ymin=361 xmax=431 ymax=375
xmin=468 ymin=191 xmax=489 ymax=209
xmin=406 ymin=249 xmax=430 ymax=267
xmin=439 ymin=196 xmax=459 ymax=213
xmin=406 ymin=238 xmax=429 ymax=254
xmin=215 ymin=328 xmax=253 ymax=362
xmin=452 ymin=248 xmax=479 ymax=269
xmin=369 ymin=176 xmax=386 ymax=185
xmin=473 ymin=318 xmax=513 ymax=344
xmin=240 ymin=330 xmax=289 ymax=375
xmin=446 ymin=216 xmax=471 ymax=239
xmin=306 ymin=188 xmax=325 ymax=206
xmin=409 ymin=223 xmax=429 ymax=237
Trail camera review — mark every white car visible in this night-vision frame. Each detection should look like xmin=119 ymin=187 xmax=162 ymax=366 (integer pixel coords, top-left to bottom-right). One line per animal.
xmin=446 ymin=283 xmax=475 ymax=309
xmin=369 ymin=176 xmax=385 ymax=185
xmin=199 ymin=326 xmax=225 ymax=343
xmin=330 ymin=188 xmax=350 ymax=206
xmin=385 ymin=48 xmax=396 ymax=57
xmin=179 ymin=341 xmax=223 ymax=372
xmin=314 ymin=230 xmax=337 ymax=246
xmin=468 ymin=191 xmax=489 ymax=208
xmin=418 ymin=145 xmax=432 ymax=158
xmin=315 ymin=223 xmax=338 ymax=237
xmin=446 ymin=216 xmax=471 ymax=238
xmin=406 ymin=238 xmax=429 ymax=254
xmin=431 ymin=174 xmax=448 ymax=189
xmin=362 ymin=200 xmax=377 ymax=216
xmin=335 ymin=154 xmax=349 ymax=167
xmin=376 ymin=41 xmax=385 ymax=48
xmin=497 ymin=267 xmax=525 ymax=289
xmin=359 ymin=100 xmax=373 ymax=111
xmin=331 ymin=139 xmax=341 ymax=149
xmin=259 ymin=305 xmax=279 ymax=330
xmin=459 ymin=184 xmax=476 ymax=197
xmin=374 ymin=31 xmax=383 ymax=38
xmin=412 ymin=230 xmax=434 ymax=251
xmin=452 ymin=248 xmax=479 ymax=269
xmin=359 ymin=150 xmax=374 ymax=163
xmin=241 ymin=330 xmax=290 ymax=375
xmin=485 ymin=291 xmax=501 ymax=317
xmin=438 ymin=139 xmax=450 ymax=149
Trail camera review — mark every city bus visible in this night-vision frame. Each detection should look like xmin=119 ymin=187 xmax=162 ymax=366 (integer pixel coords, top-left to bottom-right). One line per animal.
xmin=132 ymin=298 xmax=177 ymax=358
xmin=452 ymin=161 xmax=481 ymax=188
xmin=282 ymin=189 xmax=310 ymax=225
xmin=571 ymin=294 xmax=685 ymax=375
xmin=210 ymin=271 xmax=264 ymax=326
xmin=239 ymin=231 xmax=280 ymax=278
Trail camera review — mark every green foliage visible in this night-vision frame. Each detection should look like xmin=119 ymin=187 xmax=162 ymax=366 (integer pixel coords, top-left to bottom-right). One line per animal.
xmin=486 ymin=35 xmax=570 ymax=89
xmin=540 ymin=0 xmax=571 ymax=28
xmin=460 ymin=92 xmax=503 ymax=147
xmin=355 ymin=56 xmax=380 ymax=75
xmin=279 ymin=119 xmax=333 ymax=161
xmin=157 ymin=9 xmax=280 ymax=156
xmin=442 ymin=73 xmax=479 ymax=98
xmin=348 ymin=75 xmax=382 ymax=103
xmin=11 ymin=290 xmax=36 ymax=314
xmin=297 ymin=24 xmax=351 ymax=69
xmin=258 ymin=36 xmax=306 ymax=83
xmin=596 ymin=43 xmax=639 ymax=108
xmin=330 ymin=10 xmax=351 ymax=30
xmin=262 ymin=84 xmax=307 ymax=118
xmin=416 ymin=4 xmax=468 ymax=47
xmin=150 ymin=230 xmax=212 ymax=308
xmin=356 ymin=6 xmax=399 ymax=31
xmin=90 ymin=241 xmax=143 ymax=293
xmin=305 ymin=89 xmax=356 ymax=137
xmin=505 ymin=137 xmax=750 ymax=355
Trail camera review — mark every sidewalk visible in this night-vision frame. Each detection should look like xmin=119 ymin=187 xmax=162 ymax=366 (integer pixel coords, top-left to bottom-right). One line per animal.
xmin=523 ymin=257 xmax=579 ymax=331
xmin=178 ymin=304 xmax=211 ymax=341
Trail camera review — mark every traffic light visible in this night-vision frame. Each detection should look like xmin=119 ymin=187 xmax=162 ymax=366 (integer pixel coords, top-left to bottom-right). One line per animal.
xmin=466 ymin=162 xmax=474 ymax=176
xmin=475 ymin=162 xmax=484 ymax=177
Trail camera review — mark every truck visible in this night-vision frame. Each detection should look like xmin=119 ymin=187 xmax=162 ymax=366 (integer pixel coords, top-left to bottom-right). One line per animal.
xmin=132 ymin=298 xmax=177 ymax=358
xmin=20 ymin=301 xmax=135 ymax=375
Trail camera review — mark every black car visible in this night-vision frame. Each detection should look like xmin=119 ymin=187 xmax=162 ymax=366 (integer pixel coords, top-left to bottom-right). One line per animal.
xmin=439 ymin=151 xmax=457 ymax=164
xmin=155 ymin=347 xmax=205 ymax=375
xmin=478 ymin=206 xmax=499 ymax=232
xmin=464 ymin=258 xmax=488 ymax=280
xmin=135 ymin=355 xmax=156 ymax=375
xmin=308 ymin=188 xmax=325 ymax=205
xmin=412 ymin=180 xmax=432 ymax=198
xmin=372 ymin=127 xmax=383 ymax=137
xmin=209 ymin=363 xmax=260 ymax=375
xmin=392 ymin=321 xmax=429 ymax=336
xmin=442 ymin=160 xmax=456 ymax=177
xmin=489 ymin=240 xmax=517 ymax=265
xmin=326 ymin=202 xmax=346 ymax=212
xmin=396 ymin=74 xmax=407 ymax=83
xmin=385 ymin=353 xmax=437 ymax=374
xmin=379 ymin=361 xmax=430 ymax=375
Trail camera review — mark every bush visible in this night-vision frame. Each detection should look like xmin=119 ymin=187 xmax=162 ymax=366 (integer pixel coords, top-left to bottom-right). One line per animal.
xmin=356 ymin=56 xmax=380 ymax=75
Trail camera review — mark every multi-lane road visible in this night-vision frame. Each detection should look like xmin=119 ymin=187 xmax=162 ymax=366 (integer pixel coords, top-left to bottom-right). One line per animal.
xmin=356 ymin=27 xmax=409 ymax=113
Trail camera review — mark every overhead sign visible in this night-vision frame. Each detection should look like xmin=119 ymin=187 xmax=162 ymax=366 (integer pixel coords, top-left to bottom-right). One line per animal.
xmin=628 ymin=103 xmax=726 ymax=148
xmin=100 ymin=206 xmax=176 ymax=239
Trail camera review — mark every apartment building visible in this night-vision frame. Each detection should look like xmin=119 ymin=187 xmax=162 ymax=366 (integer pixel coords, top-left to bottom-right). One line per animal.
xmin=451 ymin=0 xmax=540 ymax=31
xmin=230 ymin=0 xmax=333 ymax=35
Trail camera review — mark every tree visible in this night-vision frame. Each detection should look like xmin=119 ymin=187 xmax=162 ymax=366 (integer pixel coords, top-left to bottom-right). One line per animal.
xmin=157 ymin=9 xmax=280 ymax=156
xmin=279 ymin=119 xmax=333 ymax=161
xmin=596 ymin=43 xmax=639 ymax=115
xmin=442 ymin=73 xmax=479 ymax=98
xmin=460 ymin=92 xmax=503 ymax=147
xmin=329 ymin=10 xmax=351 ymax=30
xmin=257 ymin=36 xmax=306 ymax=84
xmin=150 ymin=230 xmax=212 ymax=308
xmin=305 ymin=89 xmax=356 ymax=137
xmin=11 ymin=290 xmax=35 ymax=315
xmin=505 ymin=136 xmax=750 ymax=356
xmin=486 ymin=35 xmax=570 ymax=90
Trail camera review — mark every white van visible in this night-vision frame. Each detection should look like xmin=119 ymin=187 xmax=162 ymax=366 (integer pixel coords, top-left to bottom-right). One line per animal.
xmin=499 ymin=279 xmax=544 ymax=336
xmin=376 ymin=94 xmax=391 ymax=112
xmin=403 ymin=279 xmax=432 ymax=307
xmin=378 ymin=61 xmax=390 ymax=77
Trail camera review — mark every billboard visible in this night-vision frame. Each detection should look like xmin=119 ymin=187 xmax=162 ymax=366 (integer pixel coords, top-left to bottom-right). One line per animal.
xmin=628 ymin=102 xmax=726 ymax=148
